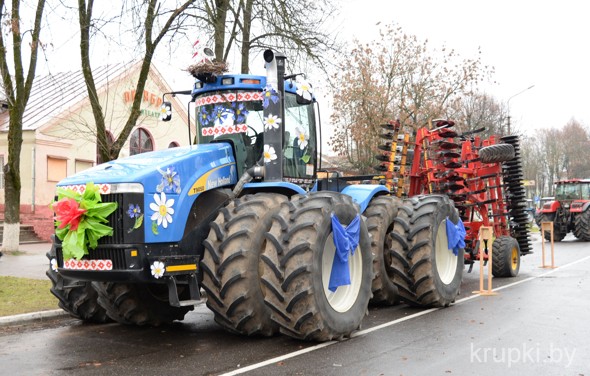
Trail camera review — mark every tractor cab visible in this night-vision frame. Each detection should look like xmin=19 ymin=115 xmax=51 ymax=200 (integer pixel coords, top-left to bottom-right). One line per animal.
xmin=163 ymin=51 xmax=319 ymax=192
xmin=191 ymin=75 xmax=317 ymax=184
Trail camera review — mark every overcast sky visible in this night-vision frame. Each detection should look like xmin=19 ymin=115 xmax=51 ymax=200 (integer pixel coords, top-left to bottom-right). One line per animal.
xmin=34 ymin=0 xmax=590 ymax=138
xmin=339 ymin=0 xmax=590 ymax=133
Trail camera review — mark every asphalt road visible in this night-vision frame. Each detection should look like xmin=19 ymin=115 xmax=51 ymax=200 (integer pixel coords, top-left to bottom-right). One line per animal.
xmin=1 ymin=233 xmax=589 ymax=375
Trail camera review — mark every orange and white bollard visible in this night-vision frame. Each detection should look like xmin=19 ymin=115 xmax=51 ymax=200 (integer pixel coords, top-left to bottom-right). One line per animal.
xmin=540 ymin=221 xmax=557 ymax=269
xmin=473 ymin=226 xmax=498 ymax=296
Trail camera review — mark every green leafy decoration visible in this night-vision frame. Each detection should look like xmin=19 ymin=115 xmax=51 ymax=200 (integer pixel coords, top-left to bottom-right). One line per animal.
xmin=52 ymin=182 xmax=118 ymax=260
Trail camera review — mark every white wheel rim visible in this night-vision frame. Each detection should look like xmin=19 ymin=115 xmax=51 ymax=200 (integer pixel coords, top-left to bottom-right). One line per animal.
xmin=321 ymin=233 xmax=362 ymax=313
xmin=435 ymin=219 xmax=458 ymax=285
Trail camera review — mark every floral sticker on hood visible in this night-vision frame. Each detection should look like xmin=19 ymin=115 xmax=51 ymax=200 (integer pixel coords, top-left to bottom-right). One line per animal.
xmin=150 ymin=192 xmax=175 ymax=234
xmin=157 ymin=166 xmax=181 ymax=194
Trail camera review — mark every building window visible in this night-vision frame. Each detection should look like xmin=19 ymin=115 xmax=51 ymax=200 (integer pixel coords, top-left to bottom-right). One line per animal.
xmin=75 ymin=159 xmax=94 ymax=173
xmin=0 ymin=155 xmax=4 ymax=189
xmin=168 ymin=141 xmax=179 ymax=148
xmin=130 ymin=128 xmax=154 ymax=155
xmin=97 ymin=131 xmax=115 ymax=164
xmin=47 ymin=156 xmax=67 ymax=182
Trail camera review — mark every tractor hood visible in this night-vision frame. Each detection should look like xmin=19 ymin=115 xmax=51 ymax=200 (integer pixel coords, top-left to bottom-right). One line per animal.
xmin=56 ymin=142 xmax=238 ymax=243
xmin=58 ymin=143 xmax=237 ymax=188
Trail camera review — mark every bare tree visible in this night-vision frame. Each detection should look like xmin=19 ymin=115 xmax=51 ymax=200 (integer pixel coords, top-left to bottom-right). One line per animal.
xmin=78 ymin=0 xmax=197 ymax=162
xmin=0 ymin=0 xmax=46 ymax=251
xmin=561 ymin=118 xmax=590 ymax=178
xmin=329 ymin=24 xmax=493 ymax=172
xmin=191 ymin=0 xmax=340 ymax=74
xmin=451 ymin=91 xmax=507 ymax=137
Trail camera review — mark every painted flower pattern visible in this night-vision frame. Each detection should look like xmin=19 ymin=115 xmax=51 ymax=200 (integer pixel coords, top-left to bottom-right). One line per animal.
xmin=262 ymin=85 xmax=279 ymax=108
xmin=150 ymin=192 xmax=175 ymax=229
xmin=232 ymin=102 xmax=249 ymax=124
xmin=160 ymin=103 xmax=172 ymax=121
xmin=151 ymin=261 xmax=165 ymax=279
xmin=263 ymin=144 xmax=277 ymax=163
xmin=210 ymin=104 xmax=228 ymax=124
xmin=264 ymin=114 xmax=281 ymax=130
xmin=199 ymin=106 xmax=210 ymax=125
xmin=156 ymin=166 xmax=181 ymax=194
xmin=50 ymin=258 xmax=58 ymax=272
xmin=127 ymin=204 xmax=141 ymax=218
xmin=295 ymin=127 xmax=308 ymax=150
xmin=296 ymin=80 xmax=313 ymax=101
xmin=127 ymin=203 xmax=144 ymax=233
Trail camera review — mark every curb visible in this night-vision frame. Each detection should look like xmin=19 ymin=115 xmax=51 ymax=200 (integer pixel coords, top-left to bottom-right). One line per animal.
xmin=0 ymin=309 xmax=68 ymax=326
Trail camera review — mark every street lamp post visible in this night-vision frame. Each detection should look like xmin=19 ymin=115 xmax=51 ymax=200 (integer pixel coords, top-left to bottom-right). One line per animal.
xmin=506 ymin=84 xmax=535 ymax=135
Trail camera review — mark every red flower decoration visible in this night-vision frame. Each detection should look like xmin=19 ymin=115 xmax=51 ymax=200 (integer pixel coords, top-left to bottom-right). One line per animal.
xmin=53 ymin=198 xmax=87 ymax=231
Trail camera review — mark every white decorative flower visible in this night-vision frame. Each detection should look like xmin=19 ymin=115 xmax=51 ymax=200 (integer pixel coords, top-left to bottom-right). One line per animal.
xmin=50 ymin=258 xmax=58 ymax=272
xmin=263 ymin=144 xmax=277 ymax=163
xmin=296 ymin=127 xmax=308 ymax=150
xmin=149 ymin=192 xmax=175 ymax=229
xmin=264 ymin=114 xmax=281 ymax=130
xmin=160 ymin=104 xmax=172 ymax=121
xmin=296 ymin=80 xmax=313 ymax=101
xmin=151 ymin=261 xmax=165 ymax=279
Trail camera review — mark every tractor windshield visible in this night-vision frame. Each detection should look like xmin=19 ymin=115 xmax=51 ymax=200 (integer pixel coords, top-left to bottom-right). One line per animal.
xmin=555 ymin=183 xmax=581 ymax=200
xmin=194 ymin=89 xmax=317 ymax=179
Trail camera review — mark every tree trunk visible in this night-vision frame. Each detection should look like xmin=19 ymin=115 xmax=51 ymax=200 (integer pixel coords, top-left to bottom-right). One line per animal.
xmin=240 ymin=0 xmax=253 ymax=74
xmin=213 ymin=0 xmax=229 ymax=61
xmin=1 ymin=112 xmax=23 ymax=251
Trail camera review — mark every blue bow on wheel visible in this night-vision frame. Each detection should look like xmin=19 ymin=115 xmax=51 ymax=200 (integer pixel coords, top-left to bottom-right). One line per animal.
xmin=446 ymin=217 xmax=466 ymax=256
xmin=329 ymin=213 xmax=361 ymax=292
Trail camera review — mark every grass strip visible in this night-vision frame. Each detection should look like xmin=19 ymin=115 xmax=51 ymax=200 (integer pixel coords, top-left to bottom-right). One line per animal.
xmin=0 ymin=276 xmax=58 ymax=316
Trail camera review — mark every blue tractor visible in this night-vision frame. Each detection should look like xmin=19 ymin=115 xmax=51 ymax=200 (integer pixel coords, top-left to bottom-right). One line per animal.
xmin=47 ymin=50 xmax=464 ymax=341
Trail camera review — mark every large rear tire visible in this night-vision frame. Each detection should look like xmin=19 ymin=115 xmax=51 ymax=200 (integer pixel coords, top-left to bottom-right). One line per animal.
xmin=573 ymin=210 xmax=590 ymax=241
xmin=261 ymin=192 xmax=373 ymax=341
xmin=365 ymin=196 xmax=401 ymax=305
xmin=390 ymin=195 xmax=463 ymax=307
xmin=492 ymin=236 xmax=520 ymax=277
xmin=46 ymin=244 xmax=111 ymax=323
xmin=200 ymin=193 xmax=286 ymax=336
xmin=92 ymin=282 xmax=191 ymax=326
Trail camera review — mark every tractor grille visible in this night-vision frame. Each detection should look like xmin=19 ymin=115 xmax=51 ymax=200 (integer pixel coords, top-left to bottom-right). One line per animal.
xmin=98 ymin=192 xmax=145 ymax=245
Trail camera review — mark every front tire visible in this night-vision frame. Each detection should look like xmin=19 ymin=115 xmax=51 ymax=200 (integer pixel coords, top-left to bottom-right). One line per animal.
xmin=539 ymin=214 xmax=565 ymax=242
xmin=92 ymin=282 xmax=192 ymax=326
xmin=200 ymin=193 xmax=286 ymax=336
xmin=46 ymin=244 xmax=110 ymax=323
xmin=261 ymin=192 xmax=373 ymax=341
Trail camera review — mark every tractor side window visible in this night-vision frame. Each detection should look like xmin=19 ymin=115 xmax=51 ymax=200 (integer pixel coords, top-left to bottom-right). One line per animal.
xmin=582 ymin=184 xmax=590 ymax=200
xmin=283 ymin=92 xmax=316 ymax=178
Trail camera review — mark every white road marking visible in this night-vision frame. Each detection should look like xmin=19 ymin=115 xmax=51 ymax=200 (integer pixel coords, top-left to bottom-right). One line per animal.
xmin=220 ymin=254 xmax=590 ymax=376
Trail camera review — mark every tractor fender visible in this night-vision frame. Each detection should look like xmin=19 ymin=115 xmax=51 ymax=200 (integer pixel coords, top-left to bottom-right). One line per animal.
xmin=341 ymin=184 xmax=389 ymax=213
xmin=242 ymin=181 xmax=306 ymax=197
xmin=540 ymin=200 xmax=560 ymax=214
xmin=582 ymin=202 xmax=590 ymax=212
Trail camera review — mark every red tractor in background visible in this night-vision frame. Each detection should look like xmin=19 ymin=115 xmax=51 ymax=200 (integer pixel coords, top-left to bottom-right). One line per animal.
xmin=538 ymin=179 xmax=590 ymax=241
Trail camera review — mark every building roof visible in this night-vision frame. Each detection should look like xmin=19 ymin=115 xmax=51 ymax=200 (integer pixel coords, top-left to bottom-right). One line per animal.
xmin=0 ymin=61 xmax=152 ymax=132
